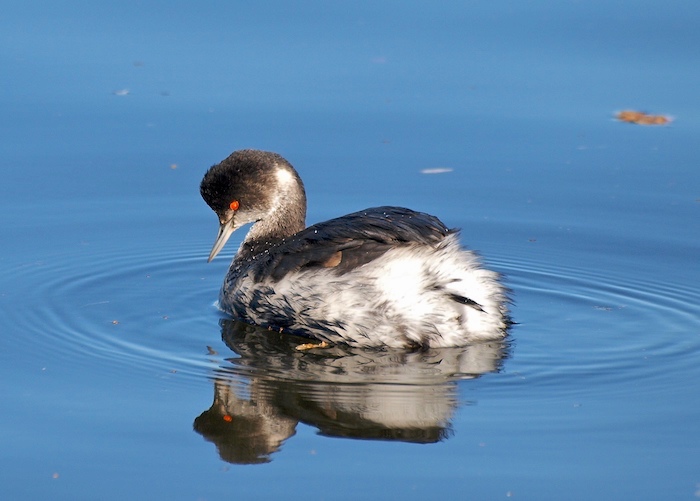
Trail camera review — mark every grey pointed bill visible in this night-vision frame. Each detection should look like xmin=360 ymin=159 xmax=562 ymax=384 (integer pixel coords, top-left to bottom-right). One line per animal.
xmin=207 ymin=219 xmax=236 ymax=262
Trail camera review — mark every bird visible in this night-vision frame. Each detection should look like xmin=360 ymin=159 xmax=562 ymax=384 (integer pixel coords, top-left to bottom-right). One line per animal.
xmin=200 ymin=149 xmax=509 ymax=349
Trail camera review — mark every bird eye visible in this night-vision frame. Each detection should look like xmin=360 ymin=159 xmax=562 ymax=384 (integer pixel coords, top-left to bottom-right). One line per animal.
xmin=229 ymin=200 xmax=240 ymax=211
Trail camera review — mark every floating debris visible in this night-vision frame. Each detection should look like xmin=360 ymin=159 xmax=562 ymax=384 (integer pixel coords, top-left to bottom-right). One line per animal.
xmin=615 ymin=110 xmax=671 ymax=125
xmin=420 ymin=167 xmax=454 ymax=174
xmin=112 ymin=89 xmax=130 ymax=96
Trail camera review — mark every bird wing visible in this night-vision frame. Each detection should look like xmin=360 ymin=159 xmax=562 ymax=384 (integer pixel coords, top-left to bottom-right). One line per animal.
xmin=255 ymin=206 xmax=453 ymax=282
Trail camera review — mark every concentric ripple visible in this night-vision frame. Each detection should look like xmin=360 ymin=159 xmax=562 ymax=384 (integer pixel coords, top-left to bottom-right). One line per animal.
xmin=490 ymin=251 xmax=700 ymax=395
xmin=4 ymin=239 xmax=230 ymax=384
xmin=4 ymin=233 xmax=699 ymax=394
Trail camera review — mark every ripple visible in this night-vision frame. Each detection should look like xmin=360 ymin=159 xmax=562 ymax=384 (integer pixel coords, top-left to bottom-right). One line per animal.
xmin=5 ymin=235 xmax=699 ymax=395
xmin=492 ymin=253 xmax=700 ymax=394
xmin=5 ymin=241 xmax=226 ymax=384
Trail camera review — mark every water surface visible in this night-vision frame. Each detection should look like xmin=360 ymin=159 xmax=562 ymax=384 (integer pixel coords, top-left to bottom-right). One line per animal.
xmin=2 ymin=1 xmax=699 ymax=500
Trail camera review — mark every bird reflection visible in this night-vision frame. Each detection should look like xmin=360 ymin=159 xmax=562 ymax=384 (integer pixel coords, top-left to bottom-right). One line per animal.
xmin=194 ymin=319 xmax=509 ymax=464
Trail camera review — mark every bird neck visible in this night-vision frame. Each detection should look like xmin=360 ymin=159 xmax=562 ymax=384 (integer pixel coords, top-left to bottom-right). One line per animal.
xmin=238 ymin=181 xmax=307 ymax=259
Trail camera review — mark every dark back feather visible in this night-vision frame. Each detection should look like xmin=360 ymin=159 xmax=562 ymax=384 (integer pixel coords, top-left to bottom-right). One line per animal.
xmin=245 ymin=206 xmax=453 ymax=282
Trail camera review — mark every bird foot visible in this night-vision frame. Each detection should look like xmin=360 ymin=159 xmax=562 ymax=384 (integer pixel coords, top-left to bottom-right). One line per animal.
xmin=295 ymin=341 xmax=330 ymax=351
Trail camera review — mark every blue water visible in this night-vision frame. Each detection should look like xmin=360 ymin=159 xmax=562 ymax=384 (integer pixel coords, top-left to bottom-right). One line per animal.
xmin=2 ymin=1 xmax=699 ymax=500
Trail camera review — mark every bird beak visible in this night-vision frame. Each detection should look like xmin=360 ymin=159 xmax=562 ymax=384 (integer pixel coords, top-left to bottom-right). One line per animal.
xmin=207 ymin=217 xmax=236 ymax=262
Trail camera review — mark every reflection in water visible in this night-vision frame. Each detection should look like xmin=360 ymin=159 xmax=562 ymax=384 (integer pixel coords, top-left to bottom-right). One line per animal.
xmin=194 ymin=319 xmax=509 ymax=464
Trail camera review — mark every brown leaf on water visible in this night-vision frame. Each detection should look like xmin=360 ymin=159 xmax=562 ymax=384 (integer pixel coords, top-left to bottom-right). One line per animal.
xmin=615 ymin=110 xmax=671 ymax=125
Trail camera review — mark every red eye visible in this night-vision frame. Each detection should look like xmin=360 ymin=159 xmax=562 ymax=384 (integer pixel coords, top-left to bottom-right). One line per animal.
xmin=229 ymin=200 xmax=240 ymax=211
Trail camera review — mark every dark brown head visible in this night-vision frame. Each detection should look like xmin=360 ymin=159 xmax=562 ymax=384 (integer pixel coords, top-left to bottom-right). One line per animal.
xmin=200 ymin=149 xmax=307 ymax=261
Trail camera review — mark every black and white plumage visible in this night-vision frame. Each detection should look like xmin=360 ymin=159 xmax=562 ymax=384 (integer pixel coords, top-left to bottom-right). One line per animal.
xmin=200 ymin=149 xmax=509 ymax=348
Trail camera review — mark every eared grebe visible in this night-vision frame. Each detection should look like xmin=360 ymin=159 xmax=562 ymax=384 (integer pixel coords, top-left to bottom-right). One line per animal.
xmin=201 ymin=149 xmax=509 ymax=348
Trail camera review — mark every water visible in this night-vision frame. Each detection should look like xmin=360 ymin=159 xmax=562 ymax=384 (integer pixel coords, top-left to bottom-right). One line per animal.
xmin=2 ymin=1 xmax=699 ymax=500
